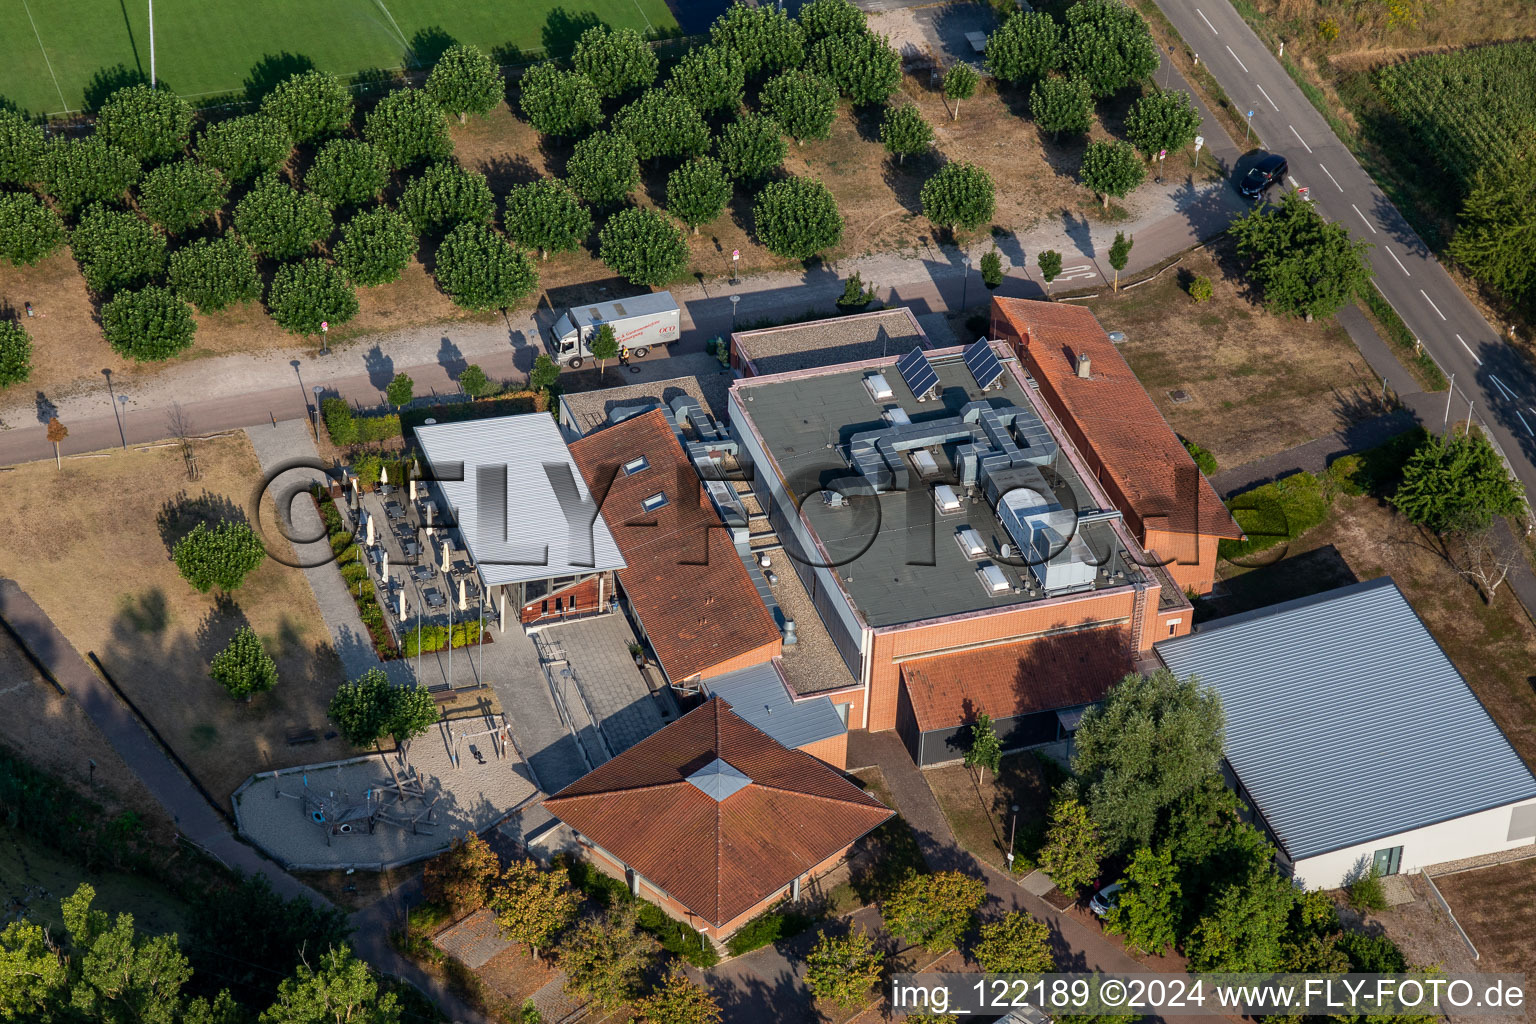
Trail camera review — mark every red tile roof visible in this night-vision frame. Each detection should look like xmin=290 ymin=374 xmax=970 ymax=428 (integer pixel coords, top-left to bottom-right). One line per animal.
xmin=993 ymin=298 xmax=1242 ymax=541
xmin=899 ymin=628 xmax=1134 ymax=732
xmin=543 ymin=698 xmax=893 ymax=928
xmin=569 ymin=409 xmax=781 ymax=682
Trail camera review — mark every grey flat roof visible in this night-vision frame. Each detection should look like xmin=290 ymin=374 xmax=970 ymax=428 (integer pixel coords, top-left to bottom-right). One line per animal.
xmin=559 ymin=356 xmax=734 ymax=436
xmin=733 ymin=308 xmax=927 ymax=376
xmin=414 ymin=414 xmax=625 ymax=587
xmin=736 ymin=353 xmax=1136 ymax=628
xmin=1157 ymin=577 xmax=1536 ymax=861
xmin=704 ymin=661 xmax=846 ymax=749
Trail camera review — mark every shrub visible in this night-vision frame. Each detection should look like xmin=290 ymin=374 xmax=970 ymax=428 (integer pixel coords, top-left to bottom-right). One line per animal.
xmin=0 ymin=191 xmax=64 ymax=266
xmin=101 ymin=286 xmax=195 ymax=361
xmin=1392 ymin=430 xmax=1524 ymax=533
xmin=401 ymin=619 xmax=483 ymax=658
xmin=0 ymin=321 xmax=34 ymax=388
xmin=322 ymin=397 xmax=358 ymax=444
xmin=1346 ymin=869 xmax=1387 ymax=912
xmin=1189 ymin=275 xmax=1213 ymax=302
xmin=980 ymin=248 xmax=1004 ymax=289
xmin=168 ymin=235 xmax=262 ymax=311
xmin=724 ymin=904 xmax=817 ymax=956
xmin=1219 ymin=471 xmax=1331 ymax=562
xmin=837 ymin=272 xmax=877 ymax=308
xmin=268 ymin=259 xmax=359 ymax=335
xmin=1182 ymin=437 xmax=1218 ymax=476
xmin=335 ymin=207 xmax=417 ymax=287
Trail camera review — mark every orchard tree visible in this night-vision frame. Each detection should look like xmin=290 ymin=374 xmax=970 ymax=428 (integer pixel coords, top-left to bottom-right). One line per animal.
xmin=1080 ymin=139 xmax=1144 ymax=209
xmin=42 ymin=137 xmax=141 ymax=215
xmin=96 ymin=84 xmax=193 ymax=163
xmin=335 ymin=207 xmax=418 ymax=286
xmin=1065 ymin=0 xmax=1159 ymax=98
xmin=811 ymin=32 xmax=902 ymax=107
xmin=489 ymin=859 xmax=583 ymax=959
xmin=1449 ymin=159 xmax=1536 ymax=303
xmin=1125 ymin=90 xmax=1202 ymax=159
xmin=502 ymin=179 xmax=591 ymax=259
xmin=1393 ymin=431 xmax=1524 ymax=534
xmin=0 ymin=321 xmax=34 ymax=388
xmin=1036 ymin=796 xmax=1104 ymax=896
xmin=261 ymin=946 xmax=400 ymax=1024
xmin=426 ymin=44 xmax=503 ymax=123
xmin=566 ymin=130 xmax=640 ymax=206
xmin=517 ymin=64 xmax=603 ymax=137
xmin=168 ymin=236 xmax=263 ymax=311
xmin=195 ymin=114 xmax=293 ymax=183
xmin=614 ymin=89 xmax=710 ymax=162
xmin=386 ymin=372 xmax=414 ymax=408
xmin=710 ymin=3 xmax=806 ymax=79
xmin=1037 ymin=248 xmax=1063 ymax=283
xmin=986 ymin=12 xmax=1063 ymax=84
xmin=1108 ymin=230 xmax=1133 ymax=290
xmin=804 ymin=928 xmax=882 ymax=1008
xmin=364 ymin=88 xmax=452 ymax=170
xmin=259 ymin=69 xmax=353 ymax=143
xmin=944 ymin=63 xmax=979 ymax=121
xmin=210 ymin=625 xmax=278 ymax=699
xmin=0 ymin=191 xmax=64 ymax=266
xmin=102 ymin=287 xmax=195 ymax=360
xmin=666 ymin=156 xmax=732 ymax=233
xmin=137 ymin=160 xmax=228 ymax=235
xmin=884 ymin=870 xmax=988 ymax=952
xmin=1228 ymin=191 xmax=1374 ymax=319
xmin=574 ymin=25 xmax=659 ymax=99
xmin=1029 ymin=76 xmax=1094 ymax=141
xmin=755 ymin=176 xmax=842 ymax=260
xmin=880 ymin=104 xmax=933 ymax=165
xmin=557 ymin=904 xmax=659 ymax=1009
xmin=600 ymin=206 xmax=689 ymax=285
xmin=305 ymin=139 xmax=390 ymax=207
xmin=921 ymin=161 xmax=995 ymax=234
xmin=667 ymin=45 xmax=746 ymax=115
xmin=1105 ymin=846 xmax=1180 ymax=955
xmin=962 ymin=711 xmax=1002 ymax=782
xmin=973 ymin=912 xmax=1054 ymax=974
xmin=716 ymin=112 xmax=786 ymax=182
xmin=69 ymin=205 xmax=167 ymax=295
xmin=434 ymin=222 xmax=538 ymax=311
xmin=233 ymin=176 xmax=333 ymax=258
xmin=457 ymin=364 xmax=490 ymax=398
xmin=634 ymin=968 xmax=722 ymax=1024
xmin=799 ymin=0 xmax=866 ymax=40
xmin=399 ymin=161 xmax=495 ymax=235
xmin=268 ymin=258 xmax=359 ymax=335
xmin=0 ymin=109 xmax=46 ymax=185
xmin=327 ymin=668 xmax=439 ymax=756
xmin=760 ymin=70 xmax=838 ymax=143
xmin=173 ymin=520 xmax=266 ymax=592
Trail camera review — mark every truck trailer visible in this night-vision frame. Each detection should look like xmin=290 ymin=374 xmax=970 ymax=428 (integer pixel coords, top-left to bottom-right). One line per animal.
xmin=546 ymin=292 xmax=681 ymax=368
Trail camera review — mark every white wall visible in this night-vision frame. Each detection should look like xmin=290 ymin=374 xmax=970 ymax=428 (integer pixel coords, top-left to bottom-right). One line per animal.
xmin=1291 ymin=799 xmax=1536 ymax=889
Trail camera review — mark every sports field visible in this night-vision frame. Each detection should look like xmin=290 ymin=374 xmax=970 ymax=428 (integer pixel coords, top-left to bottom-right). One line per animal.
xmin=2 ymin=0 xmax=681 ymax=117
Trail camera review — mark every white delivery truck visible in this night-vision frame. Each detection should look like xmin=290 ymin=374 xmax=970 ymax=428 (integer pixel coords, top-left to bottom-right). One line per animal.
xmin=546 ymin=291 xmax=681 ymax=368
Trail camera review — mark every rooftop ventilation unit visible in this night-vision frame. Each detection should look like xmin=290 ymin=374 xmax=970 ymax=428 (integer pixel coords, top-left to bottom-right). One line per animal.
xmin=896 ymin=347 xmax=940 ymax=402
xmin=978 ymin=562 xmax=1011 ymax=594
xmin=999 ymin=501 xmax=1098 ymax=595
xmin=910 ymin=449 xmax=940 ymax=477
xmin=964 ymin=338 xmax=1006 ymax=391
xmin=1076 ymin=353 xmax=1092 ymax=379
xmin=933 ymin=484 xmax=963 ymax=514
xmin=864 ymin=373 xmax=894 ymax=401
xmin=956 ymin=526 xmax=986 ymax=559
xmin=884 ymin=406 xmax=912 ymax=425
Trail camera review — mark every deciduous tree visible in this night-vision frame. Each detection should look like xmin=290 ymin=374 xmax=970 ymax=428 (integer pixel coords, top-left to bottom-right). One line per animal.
xmin=754 ymin=176 xmax=843 ymax=260
xmin=798 ymin=0 xmax=866 ymax=40
xmin=1065 ymin=0 xmax=1159 ymax=98
xmin=398 ymin=161 xmax=495 ymax=235
xmin=1105 ymin=846 xmax=1180 ymax=954
xmin=210 ymin=625 xmax=277 ymax=698
xmin=573 ymin=25 xmax=659 ymax=99
xmin=804 ymin=928 xmax=883 ymax=1008
xmin=557 ymin=903 xmax=658 ymax=1008
xmin=1108 ymin=229 xmax=1133 ymax=290
xmin=195 ymin=114 xmax=293 ymax=184
xmin=1227 ymin=191 xmax=1374 ymax=319
xmin=810 ymin=31 xmax=902 ymax=107
xmin=364 ymin=88 xmax=452 ymax=170
xmin=0 ymin=320 xmax=33 ymax=388
xmin=599 ymin=206 xmax=690 ymax=286
xmin=1448 ymin=158 xmax=1536 ymax=303
xmin=268 ymin=258 xmax=359 ymax=334
xmin=528 ymin=352 xmax=560 ymax=393
xmin=0 ymin=109 xmax=45 ymax=185
xmin=710 ymin=3 xmax=806 ymax=79
xmin=385 ymin=372 xmax=413 ymax=408
xmin=716 ymin=112 xmax=786 ymax=182
xmin=233 ymin=176 xmax=333 ymax=258
xmin=1029 ymin=75 xmax=1093 ymax=141
xmin=943 ymin=63 xmax=979 ymax=121
xmin=69 ymin=205 xmax=166 ymax=295
xmin=986 ymin=12 xmax=1063 ymax=84
xmin=760 ymin=70 xmax=839 ymax=143
xmin=880 ymin=104 xmax=933 ymax=165
xmin=457 ymin=363 xmax=490 ymax=398
xmin=0 ymin=919 xmax=67 ymax=1018
xmin=0 ymin=191 xmax=63 ymax=266
xmin=1035 ymin=796 xmax=1104 ymax=896
xmin=334 ymin=207 xmax=417 ymax=287
xmin=1080 ymin=139 xmax=1144 ymax=209
xmin=884 ymin=870 xmax=988 ymax=952
xmin=62 ymin=883 xmax=203 ymax=1024
xmin=96 ymin=84 xmax=193 ymax=163
xmin=587 ymin=323 xmax=620 ymax=376
xmin=42 ymin=137 xmax=142 ymax=215
xmin=102 ymin=285 xmax=195 ymax=361
xmin=138 ymin=160 xmax=228 ymax=235
xmin=173 ymin=520 xmax=266 ymax=592
xmin=304 ymin=139 xmax=390 ymax=208
xmin=962 ymin=711 xmax=1002 ymax=782
xmin=47 ymin=416 xmax=68 ymax=467
xmin=259 ymin=946 xmax=399 ymax=1024
xmin=1392 ymin=431 xmax=1524 ymax=534
xmin=920 ymin=161 xmax=995 ymax=233
xmin=489 ymin=859 xmax=583 ymax=959
xmin=667 ymin=45 xmax=747 ymax=115
xmin=1185 ymin=864 xmax=1296 ymax=972
xmin=666 ymin=156 xmax=732 ymax=233
xmin=327 ymin=668 xmax=439 ymax=756
xmin=634 ymin=968 xmax=722 ymax=1024
xmin=259 ymin=69 xmax=354 ymax=144
xmin=565 ymin=130 xmax=640 ymax=206
xmin=1037 ymin=248 xmax=1062 ymax=283
xmin=426 ymin=44 xmax=503 ymax=123
xmin=1125 ymin=90 xmax=1202 ymax=159
xmin=981 ymin=248 xmax=1004 ymax=289
xmin=614 ymin=89 xmax=710 ymax=162
xmin=502 ymin=179 xmax=592 ymax=259
xmin=517 ymin=65 xmax=603 ymax=138
xmin=972 ymin=912 xmax=1054 ymax=974
xmin=433 ymin=222 xmax=538 ymax=311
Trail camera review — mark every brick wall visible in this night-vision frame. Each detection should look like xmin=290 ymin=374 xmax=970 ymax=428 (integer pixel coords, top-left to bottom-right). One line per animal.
xmin=796 ymin=731 xmax=848 ymax=770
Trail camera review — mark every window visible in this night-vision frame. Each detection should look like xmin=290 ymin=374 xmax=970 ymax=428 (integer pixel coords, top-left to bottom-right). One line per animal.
xmin=834 ymin=702 xmax=851 ymax=726
xmin=622 ymin=455 xmax=650 ymax=476
xmin=1167 ymin=617 xmax=1183 ymax=636
xmin=641 ymin=491 xmax=669 ymax=512
xmin=1371 ymin=846 xmax=1403 ymax=876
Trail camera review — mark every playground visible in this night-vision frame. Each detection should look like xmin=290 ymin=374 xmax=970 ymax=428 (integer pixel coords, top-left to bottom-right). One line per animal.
xmin=232 ymin=709 xmax=538 ymax=870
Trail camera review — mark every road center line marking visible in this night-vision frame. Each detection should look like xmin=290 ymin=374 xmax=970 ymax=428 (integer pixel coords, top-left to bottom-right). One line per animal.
xmin=1455 ymin=334 xmax=1480 ymax=363
xmin=1490 ymin=374 xmax=1515 ymax=400
xmin=1422 ymin=290 xmax=1447 ymax=321
xmin=1256 ymin=83 xmax=1279 ymax=110
xmin=1318 ymin=164 xmax=1343 ymax=191
xmin=1225 ymin=45 xmax=1249 ymax=72
xmin=1197 ymin=8 xmax=1218 ymax=33
xmin=1350 ymin=204 xmax=1377 ymax=233
xmin=1387 ymin=249 xmax=1411 ymax=276
xmin=1518 ymin=410 xmax=1534 ymax=437
xmin=1288 ymin=124 xmax=1312 ymax=153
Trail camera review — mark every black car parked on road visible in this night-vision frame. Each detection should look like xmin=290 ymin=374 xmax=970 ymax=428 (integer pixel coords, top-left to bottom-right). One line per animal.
xmin=1240 ymin=153 xmax=1288 ymax=198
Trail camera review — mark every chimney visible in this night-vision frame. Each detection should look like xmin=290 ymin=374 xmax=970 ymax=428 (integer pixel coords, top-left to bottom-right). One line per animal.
xmin=1076 ymin=352 xmax=1092 ymax=379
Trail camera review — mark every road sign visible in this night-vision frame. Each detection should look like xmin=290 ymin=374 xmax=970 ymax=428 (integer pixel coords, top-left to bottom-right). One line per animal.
xmin=1297 ymin=186 xmax=1311 ymax=202
xmin=1194 ymin=135 xmax=1204 ymax=151
xmin=320 ymin=321 xmax=328 ymax=333
xmin=732 ymin=249 xmax=739 ymax=261
xmin=1247 ymin=110 xmax=1254 ymax=118
xmin=1158 ymin=148 xmax=1167 ymax=160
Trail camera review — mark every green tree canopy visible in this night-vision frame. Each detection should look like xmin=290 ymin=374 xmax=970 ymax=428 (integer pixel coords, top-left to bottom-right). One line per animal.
xmin=173 ymin=520 xmax=266 ymax=592
xmin=799 ymin=0 xmax=866 ymax=39
xmin=980 ymin=248 xmax=1004 ymax=289
xmin=962 ymin=711 xmax=1003 ymax=781
xmin=810 ymin=31 xmax=902 ymax=107
xmin=755 ymin=175 xmax=843 ymax=260
xmin=502 ymin=178 xmax=592 ymax=259
xmin=944 ymin=63 xmax=980 ymax=121
xmin=195 ymin=114 xmax=293 ymax=184
xmin=0 ymin=321 xmax=34 ymax=388
xmin=96 ymin=84 xmax=193 ymax=163
xmin=1125 ymin=90 xmax=1202 ymax=158
xmin=399 ymin=161 xmax=495 ymax=235
xmin=60 ymin=883 xmax=207 ymax=1024
xmin=434 ymin=222 xmax=538 ymax=310
xmin=573 ymin=25 xmax=660 ymax=99
xmin=633 ymin=967 xmax=723 ymax=1024
xmin=1036 ymin=795 xmax=1104 ymax=895
xmin=1448 ymin=158 xmax=1536 ymax=303
xmin=42 ymin=137 xmax=142 ymax=215
xmin=760 ymin=70 xmax=839 ymax=143
xmin=102 ymin=285 xmax=197 ymax=361
xmin=804 ymin=928 xmax=883 ymax=1008
xmin=364 ymin=88 xmax=452 ymax=170
xmin=335 ymin=206 xmax=418 ymax=287
xmin=426 ymin=44 xmax=504 ymax=123
xmin=1392 ymin=431 xmax=1524 ymax=533
xmin=1227 ymin=191 xmax=1375 ymax=319
xmin=587 ymin=323 xmax=620 ymax=373
xmin=666 ymin=156 xmax=733 ymax=233
xmin=528 ymin=352 xmax=560 ymax=393
xmin=668 ymin=44 xmax=748 ymax=115
xmin=710 ymin=3 xmax=807 ymax=79
xmin=0 ymin=109 xmax=46 ymax=185
xmin=168 ymin=234 xmax=263 ymax=312
xmin=489 ymin=858 xmax=583 ymax=958
xmin=921 ymin=161 xmax=996 ymax=233
xmin=517 ymin=64 xmax=603 ymax=137
xmin=986 ymin=12 xmax=1064 ymax=84
xmin=884 ymin=870 xmax=988 ymax=952
xmin=972 ymin=912 xmax=1055 ymax=974
xmin=385 ymin=372 xmax=413 ymax=408
xmin=210 ymin=625 xmax=278 ymax=699
xmin=880 ymin=104 xmax=933 ymax=165
xmin=69 ymin=204 xmax=167 ymax=295
xmin=1037 ymin=248 xmax=1063 ymax=282
xmin=0 ymin=191 xmax=64 ymax=266
xmin=1108 ymin=229 xmax=1133 ymax=289
xmin=599 ymin=206 xmax=689 ymax=286
xmin=1071 ymin=669 xmax=1225 ymax=854
xmin=716 ymin=112 xmax=787 ymax=182
xmin=258 ymin=946 xmax=399 ymax=1024
xmin=557 ymin=903 xmax=659 ymax=1009
xmin=138 ymin=159 xmax=228 ymax=235
xmin=268 ymin=258 xmax=359 ymax=334
xmin=304 ymin=139 xmax=390 ymax=208
xmin=233 ymin=176 xmax=333 ymax=259
xmin=457 ymin=364 xmax=491 ymax=398
xmin=614 ymin=89 xmax=710 ymax=163
xmin=259 ymin=69 xmax=354 ymax=144
xmin=1080 ymin=138 xmax=1144 ymax=208
xmin=1185 ymin=864 xmax=1296 ymax=972
xmin=0 ymin=919 xmax=67 ymax=1018
xmin=1105 ymin=846 xmax=1181 ymax=954
xmin=566 ymin=130 xmax=641 ymax=206
xmin=1065 ymin=0 xmax=1159 ymax=98
xmin=327 ymin=668 xmax=439 ymax=754
xmin=1029 ymin=75 xmax=1094 ymax=140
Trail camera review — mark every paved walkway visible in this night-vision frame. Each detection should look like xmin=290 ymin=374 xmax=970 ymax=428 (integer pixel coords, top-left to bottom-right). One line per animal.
xmin=1210 ymin=408 xmax=1417 ymax=498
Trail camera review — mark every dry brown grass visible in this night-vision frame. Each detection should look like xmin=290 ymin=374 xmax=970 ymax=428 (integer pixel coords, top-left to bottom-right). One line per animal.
xmin=1433 ymin=857 xmax=1536 ymax=979
xmin=0 ymin=433 xmax=349 ymax=806
xmin=926 ymin=753 xmax=1055 ymax=876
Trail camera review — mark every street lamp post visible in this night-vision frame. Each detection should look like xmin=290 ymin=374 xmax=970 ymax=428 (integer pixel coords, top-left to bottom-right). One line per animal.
xmin=117 ymin=395 xmax=129 ymax=448
xmin=960 ymin=254 xmax=972 ymax=311
xmin=1006 ymin=803 xmax=1020 ymax=871
xmin=102 ymin=369 xmax=126 ymax=449
xmin=312 ymin=385 xmax=324 ymax=439
xmin=148 ymin=0 xmax=156 ymax=88
xmin=1164 ymin=45 xmax=1173 ymax=89
xmin=729 ymin=294 xmax=740 ymax=332
xmin=319 ymin=320 xmax=329 ymax=357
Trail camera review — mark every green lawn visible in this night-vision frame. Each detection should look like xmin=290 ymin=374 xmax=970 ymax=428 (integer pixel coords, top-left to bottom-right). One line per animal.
xmin=2 ymin=0 xmax=679 ymax=117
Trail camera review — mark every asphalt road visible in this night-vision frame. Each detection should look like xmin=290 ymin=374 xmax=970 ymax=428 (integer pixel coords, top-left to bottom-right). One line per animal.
xmin=1154 ymin=0 xmax=1536 ymax=497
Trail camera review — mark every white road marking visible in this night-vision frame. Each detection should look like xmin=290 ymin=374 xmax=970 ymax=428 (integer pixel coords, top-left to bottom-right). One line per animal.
xmin=1057 ymin=265 xmax=1099 ymax=282
xmin=1256 ymin=83 xmax=1279 ymax=110
xmin=1197 ymin=8 xmax=1218 ymax=33
xmin=1490 ymin=374 xmax=1515 ymax=400
xmin=1288 ymin=125 xmax=1313 ymax=153
xmin=1225 ymin=45 xmax=1249 ymax=72
xmin=1387 ymin=249 xmax=1411 ymax=276
xmin=1319 ymin=164 xmax=1343 ymax=191
xmin=1422 ymin=290 xmax=1446 ymax=320
xmin=1351 ymin=204 xmax=1377 ymax=233
xmin=1456 ymin=334 xmax=1480 ymax=363
xmin=1518 ymin=410 xmax=1534 ymax=437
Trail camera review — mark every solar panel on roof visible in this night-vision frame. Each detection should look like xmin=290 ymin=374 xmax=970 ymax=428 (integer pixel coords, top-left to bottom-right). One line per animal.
xmin=896 ymin=347 xmax=939 ymax=401
xmin=964 ymin=338 xmax=1005 ymax=391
